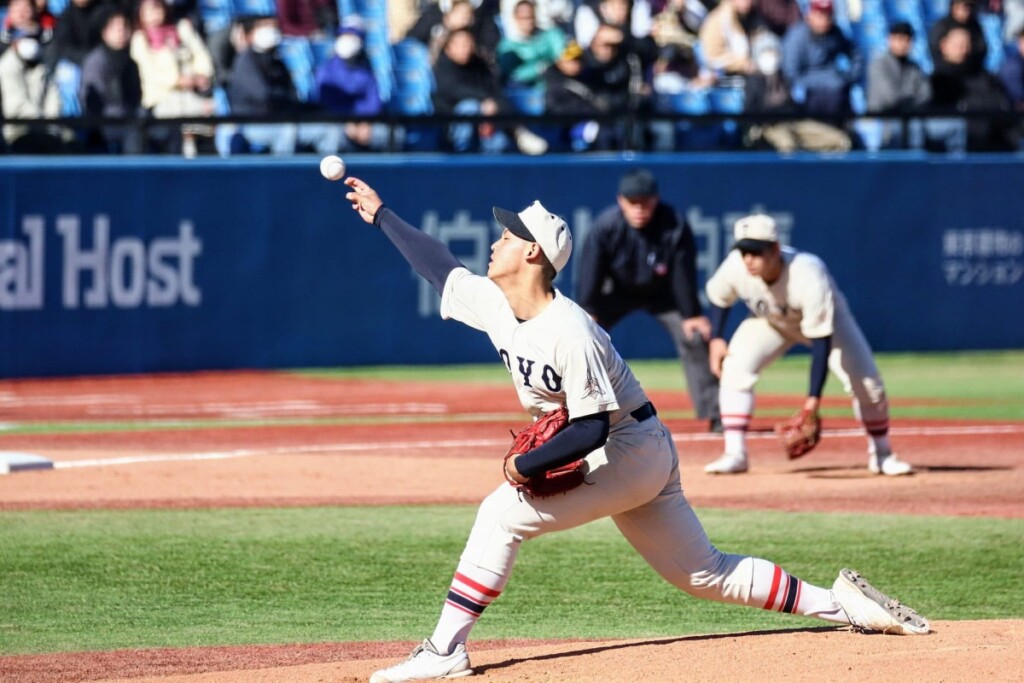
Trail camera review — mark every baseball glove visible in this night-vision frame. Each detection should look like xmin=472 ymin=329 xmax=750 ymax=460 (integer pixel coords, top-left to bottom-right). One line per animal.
xmin=774 ymin=409 xmax=822 ymax=460
xmin=504 ymin=406 xmax=584 ymax=498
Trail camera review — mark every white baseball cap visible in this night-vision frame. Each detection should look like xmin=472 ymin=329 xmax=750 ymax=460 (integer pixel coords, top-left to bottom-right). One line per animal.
xmin=733 ymin=214 xmax=779 ymax=252
xmin=493 ymin=200 xmax=573 ymax=273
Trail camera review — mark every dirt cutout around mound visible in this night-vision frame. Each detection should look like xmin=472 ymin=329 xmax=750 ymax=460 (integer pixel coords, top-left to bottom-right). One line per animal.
xmin=2 ymin=621 xmax=1020 ymax=683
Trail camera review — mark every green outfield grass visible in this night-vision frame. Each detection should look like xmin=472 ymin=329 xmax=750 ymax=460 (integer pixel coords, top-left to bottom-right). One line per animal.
xmin=0 ymin=506 xmax=1021 ymax=655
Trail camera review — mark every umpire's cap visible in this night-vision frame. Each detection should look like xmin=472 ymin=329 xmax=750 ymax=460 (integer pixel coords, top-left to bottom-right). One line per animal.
xmin=733 ymin=214 xmax=779 ymax=252
xmin=618 ymin=168 xmax=659 ymax=198
xmin=493 ymin=201 xmax=573 ymax=273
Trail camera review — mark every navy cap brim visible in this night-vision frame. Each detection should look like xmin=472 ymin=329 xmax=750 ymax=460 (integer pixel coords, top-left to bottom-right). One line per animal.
xmin=733 ymin=238 xmax=776 ymax=252
xmin=493 ymin=206 xmax=536 ymax=242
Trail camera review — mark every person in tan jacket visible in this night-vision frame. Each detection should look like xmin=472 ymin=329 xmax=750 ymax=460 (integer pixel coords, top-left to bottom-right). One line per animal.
xmin=130 ymin=0 xmax=216 ymax=156
xmin=697 ymin=0 xmax=761 ymax=81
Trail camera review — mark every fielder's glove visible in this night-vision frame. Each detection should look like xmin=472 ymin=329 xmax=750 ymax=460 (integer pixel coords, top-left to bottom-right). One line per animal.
xmin=504 ymin=406 xmax=584 ymax=498
xmin=774 ymin=409 xmax=822 ymax=460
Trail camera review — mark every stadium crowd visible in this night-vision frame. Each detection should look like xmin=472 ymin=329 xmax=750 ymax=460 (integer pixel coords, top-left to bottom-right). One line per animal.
xmin=0 ymin=0 xmax=1022 ymax=155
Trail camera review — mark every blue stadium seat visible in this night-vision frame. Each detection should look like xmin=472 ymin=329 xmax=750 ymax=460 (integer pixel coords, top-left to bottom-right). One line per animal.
xmin=54 ymin=60 xmax=82 ymax=116
xmin=708 ymin=87 xmax=744 ymax=114
xmin=390 ymin=39 xmax=434 ymax=115
xmin=924 ymin=0 xmax=950 ymax=23
xmin=310 ymin=37 xmax=335 ymax=70
xmin=506 ymin=86 xmax=545 ymax=115
xmin=199 ymin=0 xmax=233 ymax=34
xmin=232 ymin=0 xmax=276 ymax=17
xmin=278 ymin=36 xmax=315 ymax=101
xmin=979 ymin=12 xmax=1005 ymax=72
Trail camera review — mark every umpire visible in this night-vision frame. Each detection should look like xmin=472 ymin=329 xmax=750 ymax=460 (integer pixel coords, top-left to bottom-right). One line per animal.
xmin=577 ymin=168 xmax=722 ymax=432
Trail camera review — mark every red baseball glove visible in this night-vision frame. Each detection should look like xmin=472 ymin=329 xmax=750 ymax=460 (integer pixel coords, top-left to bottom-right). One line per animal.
xmin=774 ymin=409 xmax=822 ymax=460
xmin=504 ymin=406 xmax=584 ymax=498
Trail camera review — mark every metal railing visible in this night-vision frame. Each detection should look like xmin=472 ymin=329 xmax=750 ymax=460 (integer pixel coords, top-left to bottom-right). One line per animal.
xmin=2 ymin=108 xmax=1022 ymax=155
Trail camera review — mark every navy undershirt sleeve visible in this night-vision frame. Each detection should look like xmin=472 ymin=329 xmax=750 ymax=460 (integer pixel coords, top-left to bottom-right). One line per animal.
xmin=707 ymin=304 xmax=731 ymax=340
xmin=514 ymin=412 xmax=611 ymax=478
xmin=374 ymin=206 xmax=463 ymax=294
xmin=808 ymin=336 xmax=832 ymax=398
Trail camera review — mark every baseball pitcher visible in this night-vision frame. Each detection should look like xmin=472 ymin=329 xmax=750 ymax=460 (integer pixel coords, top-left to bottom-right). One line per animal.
xmin=343 ymin=178 xmax=929 ymax=683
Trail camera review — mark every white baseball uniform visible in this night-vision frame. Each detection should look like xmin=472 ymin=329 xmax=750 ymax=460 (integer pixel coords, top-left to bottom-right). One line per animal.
xmin=425 ymin=266 xmax=848 ymax=653
xmin=705 ymin=247 xmax=890 ymax=437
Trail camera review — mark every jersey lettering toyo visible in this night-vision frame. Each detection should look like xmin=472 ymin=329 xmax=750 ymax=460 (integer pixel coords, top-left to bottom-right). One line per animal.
xmin=441 ymin=268 xmax=649 ymax=425
xmin=706 ymin=247 xmax=848 ymax=342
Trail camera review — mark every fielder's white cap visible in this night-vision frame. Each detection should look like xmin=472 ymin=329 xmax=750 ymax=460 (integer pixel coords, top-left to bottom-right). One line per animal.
xmin=493 ymin=200 xmax=573 ymax=273
xmin=733 ymin=214 xmax=779 ymax=252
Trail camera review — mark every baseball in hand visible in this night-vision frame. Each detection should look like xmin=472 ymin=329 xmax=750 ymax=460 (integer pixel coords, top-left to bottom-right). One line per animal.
xmin=319 ymin=155 xmax=346 ymax=181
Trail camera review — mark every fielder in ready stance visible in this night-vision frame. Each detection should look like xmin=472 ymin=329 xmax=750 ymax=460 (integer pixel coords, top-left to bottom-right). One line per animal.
xmin=703 ymin=214 xmax=915 ymax=476
xmin=343 ymin=177 xmax=929 ymax=683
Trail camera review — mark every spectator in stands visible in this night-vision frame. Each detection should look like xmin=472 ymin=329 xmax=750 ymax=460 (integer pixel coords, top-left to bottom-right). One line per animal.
xmin=227 ymin=14 xmax=342 ymax=154
xmin=650 ymin=0 xmax=715 ymax=46
xmin=929 ymin=25 xmax=1016 ymax=151
xmin=575 ymin=22 xmax=645 ymax=150
xmin=500 ymin=0 xmax=575 ymax=38
xmin=314 ymin=18 xmax=390 ymax=152
xmin=574 ymin=0 xmax=654 ymax=50
xmin=698 ymin=0 xmax=763 ymax=85
xmin=497 ymin=0 xmax=566 ymax=93
xmin=754 ymin=0 xmax=800 ymax=38
xmin=276 ymin=0 xmax=338 ymax=38
xmin=0 ymin=26 xmax=75 ymax=152
xmin=929 ymin=0 xmax=987 ymax=76
xmin=1 ymin=0 xmax=54 ymax=55
xmin=1006 ymin=0 xmax=1024 ymax=44
xmin=1003 ymin=29 xmax=1024 ymax=147
xmin=866 ymin=21 xmax=930 ymax=148
xmin=744 ymin=29 xmax=850 ymax=151
xmin=544 ymin=39 xmax=603 ymax=149
xmin=999 ymin=28 xmax=1024 ymax=110
xmin=781 ymin=0 xmax=861 ymax=116
xmin=131 ymin=0 xmax=216 ymax=157
xmin=407 ymin=0 xmax=501 ymax=65
xmin=80 ymin=7 xmax=145 ymax=153
xmin=433 ymin=25 xmax=548 ymax=154
xmin=44 ymin=0 xmax=106 ymax=68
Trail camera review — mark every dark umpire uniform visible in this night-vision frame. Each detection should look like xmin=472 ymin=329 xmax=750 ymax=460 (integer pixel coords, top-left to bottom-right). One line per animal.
xmin=577 ymin=169 xmax=722 ymax=431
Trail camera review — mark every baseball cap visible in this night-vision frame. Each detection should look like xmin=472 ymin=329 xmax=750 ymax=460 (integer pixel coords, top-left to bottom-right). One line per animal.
xmin=733 ymin=214 xmax=779 ymax=252
xmin=889 ymin=20 xmax=914 ymax=36
xmin=809 ymin=0 xmax=833 ymax=13
xmin=618 ymin=168 xmax=659 ymax=198
xmin=493 ymin=201 xmax=573 ymax=272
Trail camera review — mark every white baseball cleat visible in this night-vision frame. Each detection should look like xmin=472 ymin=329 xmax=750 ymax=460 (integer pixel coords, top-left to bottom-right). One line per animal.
xmin=703 ymin=452 xmax=749 ymax=474
xmin=369 ymin=638 xmax=473 ymax=682
xmin=868 ymin=453 xmax=914 ymax=476
xmin=832 ymin=568 xmax=930 ymax=635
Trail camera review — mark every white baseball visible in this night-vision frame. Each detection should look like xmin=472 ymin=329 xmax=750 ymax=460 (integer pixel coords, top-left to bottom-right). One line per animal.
xmin=319 ymin=155 xmax=346 ymax=182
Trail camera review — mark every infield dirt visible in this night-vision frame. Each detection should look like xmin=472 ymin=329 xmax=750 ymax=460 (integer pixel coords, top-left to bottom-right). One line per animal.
xmin=1 ymin=371 xmax=1021 ymax=682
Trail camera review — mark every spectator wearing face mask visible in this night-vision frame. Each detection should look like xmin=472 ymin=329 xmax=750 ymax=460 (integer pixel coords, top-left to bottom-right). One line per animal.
xmin=226 ymin=14 xmax=342 ymax=154
xmin=0 ymin=27 xmax=76 ymax=152
xmin=1 ymin=0 xmax=54 ymax=55
xmin=314 ymin=18 xmax=391 ymax=151
xmin=744 ymin=29 xmax=850 ymax=151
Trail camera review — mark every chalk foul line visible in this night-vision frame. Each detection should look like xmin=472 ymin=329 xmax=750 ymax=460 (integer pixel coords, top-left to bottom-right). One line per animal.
xmin=50 ymin=424 xmax=1024 ymax=470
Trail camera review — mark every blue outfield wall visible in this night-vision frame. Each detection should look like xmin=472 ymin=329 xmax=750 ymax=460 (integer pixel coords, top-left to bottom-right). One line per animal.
xmin=2 ymin=153 xmax=1023 ymax=378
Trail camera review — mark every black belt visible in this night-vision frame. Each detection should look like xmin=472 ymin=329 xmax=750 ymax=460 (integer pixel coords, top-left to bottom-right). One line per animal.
xmin=630 ymin=402 xmax=657 ymax=423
